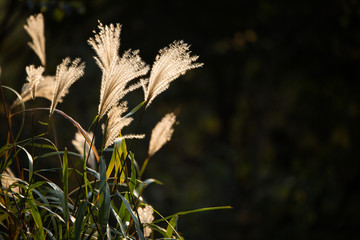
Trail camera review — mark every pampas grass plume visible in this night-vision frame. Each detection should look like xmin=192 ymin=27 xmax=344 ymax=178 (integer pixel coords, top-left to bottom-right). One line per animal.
xmin=24 ymin=13 xmax=46 ymax=66
xmin=144 ymin=41 xmax=203 ymax=108
xmin=148 ymin=112 xmax=177 ymax=157
xmin=50 ymin=58 xmax=85 ymax=115
xmin=23 ymin=65 xmax=44 ymax=99
xmin=89 ymin=21 xmax=149 ymax=119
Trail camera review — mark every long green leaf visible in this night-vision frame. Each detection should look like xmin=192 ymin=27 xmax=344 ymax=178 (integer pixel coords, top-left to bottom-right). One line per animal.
xmin=72 ymin=201 xmax=87 ymax=240
xmin=166 ymin=215 xmax=178 ymax=237
xmin=99 ymin=157 xmax=110 ymax=237
xmin=106 ymin=141 xmax=121 ymax=180
xmin=47 ymin=182 xmax=68 ymax=219
xmin=151 ymin=208 xmax=182 ymax=239
xmin=37 ymin=205 xmax=65 ymax=224
xmin=110 ymin=204 xmax=126 ymax=235
xmin=44 ymin=228 xmax=56 ymax=240
xmin=129 ymin=152 xmax=136 ymax=194
xmin=37 ymin=151 xmax=83 ymax=159
xmin=28 ymin=192 xmax=45 ymax=240
xmin=124 ymin=101 xmax=145 ymax=118
xmin=152 ymin=206 xmax=232 ymax=224
xmin=62 ymin=149 xmax=70 ymax=238
xmin=87 ymin=167 xmax=100 ymax=179
xmin=28 ymin=181 xmax=47 ymax=191
xmin=116 ymin=191 xmax=145 ymax=240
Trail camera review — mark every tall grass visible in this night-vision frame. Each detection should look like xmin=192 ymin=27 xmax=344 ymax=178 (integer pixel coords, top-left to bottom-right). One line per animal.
xmin=0 ymin=13 xmax=230 ymax=239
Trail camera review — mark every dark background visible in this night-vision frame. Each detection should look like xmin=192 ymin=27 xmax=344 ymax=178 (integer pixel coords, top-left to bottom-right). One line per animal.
xmin=1 ymin=0 xmax=360 ymax=239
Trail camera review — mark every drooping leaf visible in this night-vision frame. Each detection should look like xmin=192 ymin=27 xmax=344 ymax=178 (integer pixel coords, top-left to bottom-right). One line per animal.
xmin=17 ymin=145 xmax=33 ymax=181
xmin=2 ymin=85 xmax=25 ymax=142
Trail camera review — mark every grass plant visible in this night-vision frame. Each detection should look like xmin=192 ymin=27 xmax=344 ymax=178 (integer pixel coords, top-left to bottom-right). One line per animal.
xmin=0 ymin=13 xmax=230 ymax=239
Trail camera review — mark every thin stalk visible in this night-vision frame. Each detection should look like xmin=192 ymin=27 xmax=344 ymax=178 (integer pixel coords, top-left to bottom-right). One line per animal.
xmin=0 ymin=81 xmax=22 ymax=180
xmin=51 ymin=117 xmax=59 ymax=149
xmin=139 ymin=157 xmax=149 ymax=179
xmin=84 ymin=116 xmax=99 ymax=205
xmin=32 ymin=117 xmax=49 ymax=177
xmin=85 ymin=115 xmax=99 ymax=167
xmin=31 ymin=99 xmax=35 ymax=167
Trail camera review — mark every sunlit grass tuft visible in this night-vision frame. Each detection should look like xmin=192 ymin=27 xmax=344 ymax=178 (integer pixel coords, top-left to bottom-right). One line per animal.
xmin=0 ymin=14 xmax=230 ymax=240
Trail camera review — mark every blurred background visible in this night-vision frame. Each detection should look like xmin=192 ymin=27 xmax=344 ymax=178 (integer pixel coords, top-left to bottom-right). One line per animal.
xmin=1 ymin=0 xmax=360 ymax=239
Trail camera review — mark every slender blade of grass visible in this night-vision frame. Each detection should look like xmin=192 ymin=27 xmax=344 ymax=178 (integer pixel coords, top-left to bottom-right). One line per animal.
xmin=106 ymin=141 xmax=122 ymax=180
xmin=124 ymin=101 xmax=145 ymax=118
xmin=47 ymin=182 xmax=69 ymax=222
xmin=116 ymin=191 xmax=145 ymax=240
xmin=129 ymin=152 xmax=136 ymax=194
xmin=62 ymin=148 xmax=70 ymax=238
xmin=110 ymin=204 xmax=126 ymax=235
xmin=28 ymin=192 xmax=45 ymax=239
xmin=166 ymin=215 xmax=178 ymax=238
xmin=71 ymin=201 xmax=87 ymax=240
xmin=17 ymin=145 xmax=33 ymax=182
xmin=152 ymin=206 xmax=232 ymax=224
xmin=99 ymin=157 xmax=111 ymax=237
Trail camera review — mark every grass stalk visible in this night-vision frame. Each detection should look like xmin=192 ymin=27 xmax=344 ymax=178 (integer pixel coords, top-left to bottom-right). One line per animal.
xmin=0 ymin=81 xmax=23 ymax=180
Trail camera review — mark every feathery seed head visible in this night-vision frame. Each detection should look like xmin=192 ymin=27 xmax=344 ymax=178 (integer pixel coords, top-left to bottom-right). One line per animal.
xmin=97 ymin=49 xmax=149 ymax=119
xmin=23 ymin=65 xmax=44 ymax=99
xmin=88 ymin=21 xmax=121 ymax=70
xmin=24 ymin=13 xmax=46 ymax=66
xmin=12 ymin=75 xmax=56 ymax=108
xmin=50 ymin=58 xmax=85 ymax=115
xmin=113 ymin=134 xmax=145 ymax=144
xmin=144 ymin=40 xmax=203 ymax=108
xmin=148 ymin=112 xmax=177 ymax=157
xmin=138 ymin=204 xmax=154 ymax=237
xmin=1 ymin=168 xmax=19 ymax=194
xmin=89 ymin=21 xmax=149 ymax=119
xmin=103 ymin=102 xmax=133 ymax=149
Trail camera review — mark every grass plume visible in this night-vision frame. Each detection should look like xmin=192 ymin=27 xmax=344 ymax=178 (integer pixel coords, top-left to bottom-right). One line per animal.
xmin=89 ymin=22 xmax=149 ymax=119
xmin=148 ymin=112 xmax=177 ymax=158
xmin=103 ymin=102 xmax=133 ymax=149
xmin=12 ymin=76 xmax=55 ymax=108
xmin=23 ymin=65 xmax=44 ymax=99
xmin=143 ymin=41 xmax=203 ymax=108
xmin=24 ymin=13 xmax=46 ymax=66
xmin=50 ymin=58 xmax=85 ymax=115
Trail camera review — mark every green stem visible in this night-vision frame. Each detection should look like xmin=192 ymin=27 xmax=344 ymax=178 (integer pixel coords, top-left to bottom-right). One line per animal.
xmin=139 ymin=157 xmax=150 ymax=178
